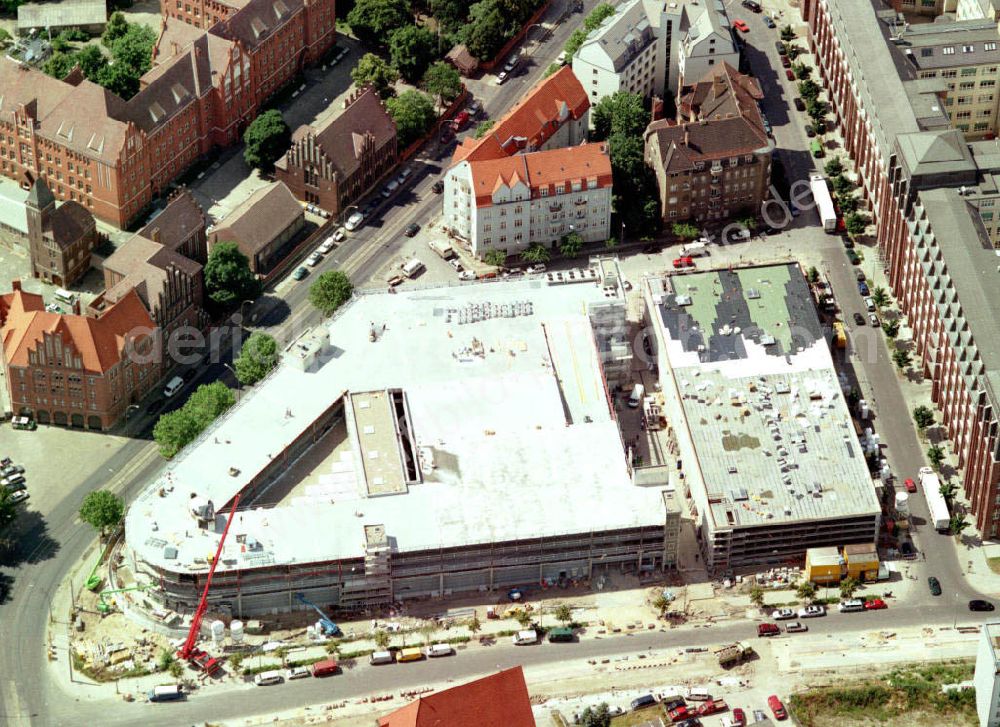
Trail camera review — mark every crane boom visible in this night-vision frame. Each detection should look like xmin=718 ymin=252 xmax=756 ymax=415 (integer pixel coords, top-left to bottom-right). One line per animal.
xmin=179 ymin=493 xmax=241 ymax=660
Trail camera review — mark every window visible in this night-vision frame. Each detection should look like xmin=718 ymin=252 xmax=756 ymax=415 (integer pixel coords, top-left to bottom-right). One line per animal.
xmin=942 ymin=70 xmax=958 ymax=78
xmin=958 ymin=96 xmax=972 ymax=104
xmin=961 ymin=67 xmax=978 ymax=76
xmin=986 ymin=42 xmax=997 ymax=51
xmin=963 ymin=45 xmax=975 ymax=53
xmin=942 ymin=46 xmax=955 ymax=55
xmin=921 ymin=48 xmax=933 ymax=57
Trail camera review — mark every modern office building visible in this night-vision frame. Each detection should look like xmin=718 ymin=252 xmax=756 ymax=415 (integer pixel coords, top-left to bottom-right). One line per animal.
xmin=124 ymin=267 xmax=684 ymax=617
xmin=643 ymin=263 xmax=881 ymax=567
xmin=802 ymin=0 xmax=1000 ymax=535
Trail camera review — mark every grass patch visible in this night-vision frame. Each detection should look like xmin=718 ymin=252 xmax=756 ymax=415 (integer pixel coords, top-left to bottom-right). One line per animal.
xmin=789 ymin=660 xmax=976 ymax=726
xmin=611 ymin=705 xmax=666 ymax=726
xmin=987 ymin=557 xmax=1000 ymax=575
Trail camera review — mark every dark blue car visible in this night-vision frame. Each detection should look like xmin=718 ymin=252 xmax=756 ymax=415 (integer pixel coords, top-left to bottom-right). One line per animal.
xmin=858 ymin=281 xmax=869 ymax=296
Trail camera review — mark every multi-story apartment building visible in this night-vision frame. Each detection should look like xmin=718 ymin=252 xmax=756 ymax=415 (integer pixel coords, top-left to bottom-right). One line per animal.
xmin=644 ymin=63 xmax=772 ymax=224
xmin=0 ymin=0 xmax=335 ymax=230
xmin=0 ymin=281 xmax=158 ymax=430
xmin=571 ymin=0 xmax=739 ymax=104
xmin=444 ymin=67 xmax=602 ymax=257
xmin=275 ymin=85 xmax=398 ymax=216
xmin=802 ymin=0 xmax=1000 ymax=535
xmin=888 ymin=20 xmax=1000 ymax=140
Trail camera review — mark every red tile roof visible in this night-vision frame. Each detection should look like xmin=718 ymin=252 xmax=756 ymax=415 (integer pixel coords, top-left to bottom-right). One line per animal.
xmin=1 ymin=284 xmax=155 ymax=373
xmin=469 ymin=142 xmax=612 ymax=207
xmin=452 ymin=66 xmax=588 ymax=166
xmin=378 ymin=667 xmax=535 ymax=727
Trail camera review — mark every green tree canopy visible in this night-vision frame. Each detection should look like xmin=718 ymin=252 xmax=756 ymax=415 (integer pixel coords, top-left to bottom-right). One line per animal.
xmin=780 ymin=25 xmax=795 ymax=41
xmin=102 ymin=11 xmax=129 ymax=47
xmin=430 ymin=0 xmax=467 ymax=32
xmin=749 ymin=584 xmax=765 ymax=608
xmin=591 ymin=91 xmax=647 ymax=141
xmin=97 ymin=62 xmax=140 ymax=99
xmin=475 ymin=120 xmax=496 ymax=139
xmin=464 ymin=3 xmax=507 ymax=60
xmin=555 ymin=603 xmax=573 ymax=624
xmin=584 ymin=3 xmax=616 ymax=30
xmin=483 ymin=248 xmax=506 ymax=267
xmin=563 ymin=28 xmax=588 ymax=58
xmin=234 ymin=332 xmax=279 ymax=386
xmin=186 ymin=381 xmax=236 ymax=425
xmin=0 ymin=487 xmax=21 ymax=532
xmin=351 ymin=53 xmax=399 ymax=99
xmin=243 ymin=109 xmax=291 ymax=172
xmin=608 ymin=131 xmax=661 ymax=236
xmin=422 ymin=61 xmax=463 ymax=107
xmin=882 ymin=319 xmax=900 ymax=338
xmin=672 ymin=222 xmax=700 ymax=241
xmin=389 ymin=25 xmax=437 ymax=84
xmin=580 ymin=703 xmax=612 ymax=727
xmin=386 ymin=90 xmax=436 ymax=147
xmin=838 ymin=194 xmax=859 ymax=214
xmin=204 ymin=242 xmax=260 ymax=309
xmin=892 ymin=348 xmax=912 ymax=370
xmin=347 ymin=0 xmax=412 ymax=47
xmin=559 ymin=231 xmax=584 ymax=257
xmin=76 ymin=45 xmax=108 ymax=79
xmin=871 ymin=286 xmax=889 ymax=308
xmin=824 ymin=157 xmax=844 ymax=176
xmin=796 ymin=580 xmax=817 ymax=604
xmin=79 ymin=490 xmax=125 ymax=536
xmin=373 ymin=629 xmax=391 ymax=649
xmin=798 ymin=79 xmax=820 ymax=100
xmin=913 ymin=405 xmax=935 ymax=430
xmin=153 ymin=407 xmax=203 ymax=459
xmin=521 ymin=243 xmax=551 ymax=263
xmin=309 ymin=270 xmax=354 ymax=315
xmin=110 ymin=23 xmax=155 ymax=76
xmin=845 ymin=212 xmax=869 ymax=237
xmin=927 ymin=444 xmax=945 ymax=469
xmin=839 ymin=576 xmax=861 ymax=599
xmin=43 ymin=52 xmax=77 ymax=80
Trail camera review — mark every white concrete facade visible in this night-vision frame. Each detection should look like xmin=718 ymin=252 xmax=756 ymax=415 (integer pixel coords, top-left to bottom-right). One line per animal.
xmin=976 ymin=623 xmax=1000 ymax=727
xmin=677 ymin=0 xmax=740 ymax=94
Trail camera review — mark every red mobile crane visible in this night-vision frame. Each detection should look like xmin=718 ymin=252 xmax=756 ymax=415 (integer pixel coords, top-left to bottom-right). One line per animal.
xmin=177 ymin=494 xmax=241 ymax=676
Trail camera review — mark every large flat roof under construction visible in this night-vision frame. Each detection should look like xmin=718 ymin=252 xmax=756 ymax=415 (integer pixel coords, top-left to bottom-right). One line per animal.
xmin=126 ymin=275 xmax=670 ymax=575
xmin=648 ymin=264 xmax=880 ymax=531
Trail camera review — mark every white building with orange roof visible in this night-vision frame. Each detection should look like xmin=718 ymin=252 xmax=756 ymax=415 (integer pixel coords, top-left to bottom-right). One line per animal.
xmin=443 ymin=67 xmax=612 ymax=258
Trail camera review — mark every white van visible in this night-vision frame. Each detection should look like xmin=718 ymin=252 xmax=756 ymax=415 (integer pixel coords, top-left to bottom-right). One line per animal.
xmin=54 ymin=288 xmax=76 ymax=305
xmin=628 ymin=383 xmax=645 ymax=408
xmin=253 ymin=670 xmax=284 ymax=686
xmin=369 ymin=650 xmax=395 ymax=665
xmin=512 ymin=629 xmax=538 ymax=646
xmin=687 ymin=686 xmax=710 ymax=701
xmin=426 ymin=643 xmax=454 ymax=658
xmin=163 ymin=375 xmax=184 ymax=397
xmin=838 ymin=598 xmax=864 ymax=613
xmin=401 ymin=258 xmax=425 ymax=279
xmin=148 ymin=684 xmax=184 ymax=702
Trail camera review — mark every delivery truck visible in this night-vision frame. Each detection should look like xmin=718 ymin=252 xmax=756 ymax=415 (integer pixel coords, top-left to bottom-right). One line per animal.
xmin=428 ymin=240 xmax=455 ymax=259
xmin=919 ymin=466 xmax=951 ymax=532
xmin=809 ymin=173 xmax=837 ymax=233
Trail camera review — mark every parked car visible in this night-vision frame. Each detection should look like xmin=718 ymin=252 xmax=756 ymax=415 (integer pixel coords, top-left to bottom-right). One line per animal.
xmin=292 ymin=266 xmax=309 ymax=280
xmin=928 ymin=576 xmax=942 ymax=596
xmin=630 ymin=694 xmax=657 ymax=711
xmin=757 ymin=623 xmax=780 ymax=637
xmin=673 ymin=256 xmax=695 ymax=269
xmin=971 ymin=599 xmax=996 ymax=612
xmin=794 ymin=97 xmax=806 ymax=112
xmin=863 ymin=296 xmax=875 ymax=311
xmin=864 ymin=599 xmax=888 ymax=610
xmin=781 ymin=55 xmax=791 ymax=68
xmin=2 ymin=474 xmax=25 ymax=489
xmin=381 ymin=179 xmax=399 ymax=198
xmin=776 ymin=40 xmax=786 ymax=55
xmin=318 ymin=237 xmax=336 ymax=255
xmin=858 ymin=281 xmax=870 ymax=296
xmin=449 ymin=258 xmax=463 ymax=272
xmin=764 ymin=15 xmax=775 ymax=28
xmin=286 ymin=666 xmax=311 ymax=680
xmin=847 ymin=249 xmax=861 ymax=264
xmin=496 ymin=71 xmax=509 ymax=85
xmin=467 ymin=100 xmax=482 ymax=116
xmin=856 ymin=269 xmax=866 ymax=281
xmin=306 ymin=251 xmax=322 ymax=267
xmin=397 ymin=167 xmax=412 ymax=184
xmin=900 ymin=541 xmax=917 ymax=559
xmin=10 ymin=490 xmax=29 ymax=505
xmin=450 ymin=111 xmax=470 ymax=132
xmin=432 ymin=180 xmax=444 ymax=193
xmin=0 ymin=464 xmax=24 ymax=478
xmin=904 ymin=477 xmax=917 ymax=493
xmin=11 ymin=416 xmax=35 ymax=431
xmin=785 ymin=68 xmax=795 ymax=81
xmin=785 ymin=621 xmax=808 ymax=633
xmin=768 ymin=695 xmax=787 ymax=720
xmin=525 ymin=264 xmax=547 ymax=274
xmin=458 ymin=270 xmax=476 ymax=281
xmin=742 ymin=0 xmax=761 ymax=10
xmin=733 ymin=19 xmax=749 ymax=32
xmin=404 ymin=223 xmax=420 ymax=237
xmin=798 ymin=605 xmax=825 ymax=618
xmin=732 ymin=707 xmax=747 ymax=725
xmin=804 ymin=124 xmax=816 ymax=138
xmin=853 ymin=312 xmax=866 ymax=326
xmin=771 ymin=608 xmax=796 ymax=620
xmin=869 ymin=312 xmax=880 ymax=327
xmin=333 ymin=227 xmax=347 ymax=242
xmin=344 ymin=211 xmax=365 ymax=231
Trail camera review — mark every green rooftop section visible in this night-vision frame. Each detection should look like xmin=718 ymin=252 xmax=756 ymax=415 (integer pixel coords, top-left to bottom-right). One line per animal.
xmin=735 ymin=266 xmax=794 ymax=352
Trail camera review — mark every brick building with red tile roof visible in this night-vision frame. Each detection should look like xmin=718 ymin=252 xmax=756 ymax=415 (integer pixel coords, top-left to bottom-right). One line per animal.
xmin=0 ymin=281 xmax=159 ymax=430
xmin=643 ymin=63 xmax=774 ymax=225
xmin=377 ymin=667 xmax=535 ymax=727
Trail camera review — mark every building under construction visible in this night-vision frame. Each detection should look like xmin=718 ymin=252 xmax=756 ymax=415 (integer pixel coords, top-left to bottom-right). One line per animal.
xmin=125 ymin=261 xmax=682 ymax=617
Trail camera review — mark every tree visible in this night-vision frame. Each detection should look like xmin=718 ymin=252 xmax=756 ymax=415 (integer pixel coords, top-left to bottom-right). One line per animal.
xmin=749 ymin=584 xmax=766 ymax=609
xmin=43 ymin=52 xmax=77 ymax=80
xmin=806 ymin=98 xmax=828 ymax=122
xmin=520 ymin=243 xmax=551 ymax=264
xmin=913 ymin=405 xmax=935 ymax=430
xmin=838 ymin=194 xmax=859 ymax=214
xmin=0 ymin=488 xmax=19 ymax=532
xmin=228 ymin=652 xmax=245 ymax=672
xmin=309 ymin=270 xmax=354 ymax=315
xmin=559 ymin=231 xmax=584 ymax=257
xmin=831 ymin=175 xmax=854 ymax=196
xmin=544 ymin=62 xmax=561 ymax=78
xmin=584 ymin=3 xmax=616 ymax=31
xmin=468 ymin=613 xmax=482 ymax=637
xmin=940 ymin=480 xmax=958 ymax=503
xmin=562 ymin=28 xmax=588 ymax=59
xmin=389 ymin=25 xmax=437 ymax=84
xmin=102 ymin=11 xmax=129 ymax=47
xmin=347 ymin=0 xmax=412 ymax=47
xmin=882 ymin=319 xmax=900 ymax=338
xmin=824 ymin=157 xmax=844 ymax=176
xmin=672 ymin=222 xmax=700 ymax=241
xmin=555 ymin=604 xmax=573 ymax=625
xmin=796 ymin=581 xmax=817 ymax=605
xmin=871 ymin=286 xmax=889 ymax=308
xmin=204 ymin=242 xmax=260 ymax=309
xmin=845 ymin=212 xmax=869 ymax=237
xmin=186 ymin=382 xmax=235 ymax=425
xmin=464 ymin=4 xmax=507 ymax=61
xmin=475 ymin=120 xmax=496 ymax=139
xmin=386 ymin=90 xmax=436 ymax=147
xmin=274 ymin=646 xmax=290 ymax=667
xmin=950 ymin=514 xmax=969 ymax=536
xmin=0 ymin=28 xmax=12 ymax=50
xmin=798 ymin=79 xmax=820 ymax=101
xmin=892 ymin=348 xmax=911 ymax=370
xmin=652 ymin=594 xmax=670 ymax=615
xmin=483 ymin=248 xmax=506 ymax=267
xmin=233 ymin=332 xmax=279 ymax=386
xmin=793 ymin=62 xmax=812 ymax=80
xmin=351 ymin=53 xmax=399 ymax=100
xmin=737 ymin=215 xmax=758 ymax=233
xmin=76 ymin=45 xmax=108 ymax=80
xmin=153 ymin=408 xmax=203 ymax=458
xmin=780 ymin=25 xmax=795 ymax=41
xmin=515 ymin=610 xmax=533 ymax=629
xmin=807 ymin=266 xmax=820 ymax=284
xmin=422 ymin=61 xmax=462 ymax=109
xmin=373 ymin=629 xmax=391 ymax=649
xmin=839 ymin=576 xmax=861 ymax=600
xmin=79 ymin=490 xmax=125 ymax=537
xmin=430 ymin=0 xmax=467 ymax=32
xmin=110 ymin=23 xmax=156 ymax=76
xmin=927 ymin=444 xmax=945 ymax=470
xmin=591 ymin=91 xmax=647 ymax=141
xmin=158 ymin=648 xmax=176 ymax=672
xmin=243 ymin=109 xmax=291 ymax=173
xmin=96 ymin=62 xmax=140 ymax=99
xmin=579 ymin=703 xmax=612 ymax=727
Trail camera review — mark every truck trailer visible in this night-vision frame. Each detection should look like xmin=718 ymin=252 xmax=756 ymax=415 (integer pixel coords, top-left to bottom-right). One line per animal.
xmin=919 ymin=466 xmax=951 ymax=532
xmin=809 ymin=173 xmax=837 ymax=233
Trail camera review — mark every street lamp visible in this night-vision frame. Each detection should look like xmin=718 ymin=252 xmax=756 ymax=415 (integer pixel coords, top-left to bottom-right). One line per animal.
xmin=339 ymin=204 xmax=359 ymax=227
xmin=239 ymin=299 xmax=254 ymax=326
xmin=954 ymin=592 xmax=961 ymax=629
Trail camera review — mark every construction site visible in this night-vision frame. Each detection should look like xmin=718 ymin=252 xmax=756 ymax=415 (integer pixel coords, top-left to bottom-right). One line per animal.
xmin=643 ymin=263 xmax=882 ymax=569
xmin=121 ymin=259 xmax=683 ymax=630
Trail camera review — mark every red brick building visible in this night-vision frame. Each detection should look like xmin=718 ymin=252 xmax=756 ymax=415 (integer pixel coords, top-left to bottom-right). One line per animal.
xmin=0 ymin=0 xmax=335 ymax=229
xmin=801 ymin=0 xmax=1000 ymax=534
xmin=1 ymin=281 xmax=159 ymax=430
xmin=25 ymin=178 xmax=99 ymax=287
xmin=275 ymin=86 xmax=398 ymax=217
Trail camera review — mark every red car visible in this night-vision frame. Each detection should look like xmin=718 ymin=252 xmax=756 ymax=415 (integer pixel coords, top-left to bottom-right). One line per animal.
xmin=668 ymin=706 xmax=690 ymax=722
xmin=732 ymin=708 xmax=746 ymax=726
xmin=451 ymin=110 xmax=470 ymax=131
xmin=785 ymin=68 xmax=795 ymax=81
xmin=757 ymin=622 xmax=780 ymax=637
xmin=781 ymin=55 xmax=791 ymax=68
xmin=865 ymin=598 xmax=888 ymax=610
xmin=673 ymin=256 xmax=695 ymax=269
xmin=768 ymin=695 xmax=787 ymax=720
xmin=733 ymin=19 xmax=749 ymax=32
xmin=904 ymin=478 xmax=917 ymax=493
